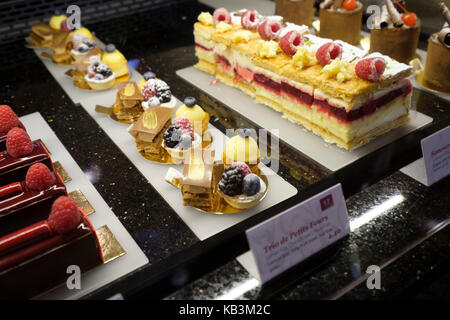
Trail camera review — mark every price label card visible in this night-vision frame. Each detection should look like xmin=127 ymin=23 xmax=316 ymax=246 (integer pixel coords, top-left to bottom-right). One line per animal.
xmin=246 ymin=184 xmax=349 ymax=284
xmin=421 ymin=125 xmax=450 ymax=186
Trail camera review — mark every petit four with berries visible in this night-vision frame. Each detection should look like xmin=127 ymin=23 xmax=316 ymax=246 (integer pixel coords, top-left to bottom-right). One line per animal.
xmin=180 ymin=149 xmax=216 ymax=211
xmin=222 ymin=128 xmax=260 ymax=173
xmin=1 ymin=128 xmax=54 ymax=186
xmin=128 ymin=106 xmax=173 ymax=161
xmin=141 ymin=78 xmax=176 ymax=110
xmin=102 ymin=44 xmax=129 ymax=80
xmin=112 ymin=81 xmax=144 ymax=123
xmin=0 ymin=163 xmax=67 ymax=237
xmin=0 ymin=105 xmax=25 ymax=151
xmin=422 ymin=2 xmax=450 ymax=93
xmin=71 ymin=33 xmax=96 ymax=62
xmin=319 ymin=0 xmax=363 ymax=46
xmin=369 ymin=0 xmax=420 ymax=63
xmin=174 ymin=97 xmax=210 ymax=133
xmin=163 ymin=117 xmax=202 ymax=163
xmin=218 ymin=162 xmax=267 ymax=209
xmin=84 ymin=55 xmax=116 ymax=90
xmin=0 ymin=196 xmax=103 ymax=299
xmin=275 ymin=0 xmax=316 ymax=27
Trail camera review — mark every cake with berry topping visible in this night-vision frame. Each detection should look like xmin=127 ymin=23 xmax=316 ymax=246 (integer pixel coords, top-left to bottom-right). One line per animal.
xmin=0 ymin=105 xmax=25 ymax=150
xmin=174 ymin=97 xmax=210 ymax=133
xmin=319 ymin=0 xmax=363 ymax=46
xmin=128 ymin=106 xmax=172 ymax=160
xmin=112 ymin=81 xmax=144 ymax=123
xmin=193 ymin=8 xmax=413 ymax=150
xmin=369 ymin=0 xmax=420 ymax=63
xmin=181 ymin=149 xmax=216 ymax=210
xmin=0 ymin=196 xmax=103 ymax=299
xmin=0 ymin=163 xmax=67 ymax=237
xmin=218 ymin=162 xmax=266 ymax=209
xmin=71 ymin=33 xmax=96 ymax=62
xmin=141 ymin=78 xmax=176 ymax=110
xmin=85 ymin=55 xmax=115 ymax=90
xmin=163 ymin=117 xmax=202 ymax=163
xmin=275 ymin=0 xmax=316 ymax=27
xmin=1 ymin=128 xmax=54 ymax=185
xmin=423 ymin=2 xmax=450 ymax=93
xmin=102 ymin=44 xmax=129 ymax=80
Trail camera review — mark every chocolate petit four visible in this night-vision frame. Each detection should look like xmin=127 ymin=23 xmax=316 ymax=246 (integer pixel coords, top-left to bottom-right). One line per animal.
xmin=275 ymin=0 xmax=316 ymax=27
xmin=319 ymin=0 xmax=363 ymax=46
xmin=1 ymin=128 xmax=53 ymax=186
xmin=423 ymin=2 xmax=450 ymax=93
xmin=128 ymin=106 xmax=172 ymax=160
xmin=369 ymin=0 xmax=420 ymax=63
xmin=181 ymin=149 xmax=216 ymax=211
xmin=0 ymin=196 xmax=103 ymax=299
xmin=112 ymin=81 xmax=144 ymax=123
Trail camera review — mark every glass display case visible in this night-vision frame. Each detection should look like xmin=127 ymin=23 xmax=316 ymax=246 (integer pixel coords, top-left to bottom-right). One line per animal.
xmin=0 ymin=0 xmax=448 ymax=300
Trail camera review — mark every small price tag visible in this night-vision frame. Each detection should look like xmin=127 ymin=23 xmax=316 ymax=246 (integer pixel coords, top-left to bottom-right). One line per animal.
xmin=246 ymin=184 xmax=349 ymax=284
xmin=421 ymin=125 xmax=450 ymax=186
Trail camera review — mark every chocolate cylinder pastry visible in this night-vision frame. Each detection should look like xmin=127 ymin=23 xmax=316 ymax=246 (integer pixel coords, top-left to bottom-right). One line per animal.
xmin=319 ymin=1 xmax=363 ymax=45
xmin=369 ymin=21 xmax=420 ymax=63
xmin=423 ymin=3 xmax=450 ymax=93
xmin=275 ymin=0 xmax=316 ymax=27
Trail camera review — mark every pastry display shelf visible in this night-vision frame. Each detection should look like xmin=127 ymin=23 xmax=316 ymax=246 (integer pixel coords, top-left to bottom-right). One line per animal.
xmin=18 ymin=112 xmax=148 ymax=300
xmin=8 ymin=1 xmax=449 ymax=300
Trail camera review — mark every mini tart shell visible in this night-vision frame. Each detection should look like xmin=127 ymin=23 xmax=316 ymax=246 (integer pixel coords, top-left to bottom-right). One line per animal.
xmin=163 ymin=133 xmax=202 ymax=163
xmin=85 ymin=73 xmax=116 ymax=90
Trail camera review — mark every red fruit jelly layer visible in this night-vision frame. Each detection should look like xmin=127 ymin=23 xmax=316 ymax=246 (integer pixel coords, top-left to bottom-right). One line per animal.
xmin=281 ymin=81 xmax=314 ymax=105
xmin=0 ymin=140 xmax=53 ymax=186
xmin=313 ymin=80 xmax=413 ymax=123
xmin=253 ymin=73 xmax=281 ymax=94
xmin=0 ymin=122 xmax=26 ymax=151
xmin=0 ymin=172 xmax=67 ymax=237
xmin=216 ymin=54 xmax=233 ymax=72
xmin=195 ymin=43 xmax=213 ymax=52
xmin=0 ymin=212 xmax=103 ymax=299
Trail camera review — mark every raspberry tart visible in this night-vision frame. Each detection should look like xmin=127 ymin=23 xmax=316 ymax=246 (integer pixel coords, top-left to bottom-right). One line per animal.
xmin=84 ymin=55 xmax=116 ymax=90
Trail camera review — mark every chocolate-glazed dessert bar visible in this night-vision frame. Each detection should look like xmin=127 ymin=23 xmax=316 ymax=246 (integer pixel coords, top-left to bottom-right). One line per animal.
xmin=0 ymin=171 xmax=67 ymax=237
xmin=0 ymin=141 xmax=53 ymax=186
xmin=0 ymin=199 xmax=103 ymax=299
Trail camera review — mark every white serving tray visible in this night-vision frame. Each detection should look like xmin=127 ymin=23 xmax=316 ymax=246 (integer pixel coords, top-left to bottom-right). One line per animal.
xmin=31 ymin=46 xmax=297 ymax=242
xmin=177 ymin=66 xmax=433 ymax=172
xmin=20 ymin=112 xmax=148 ymax=300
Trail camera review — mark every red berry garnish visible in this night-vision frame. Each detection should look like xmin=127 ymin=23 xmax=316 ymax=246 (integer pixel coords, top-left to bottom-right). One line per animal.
xmin=213 ymin=8 xmax=231 ymax=25
xmin=0 ymin=105 xmax=19 ymax=135
xmin=355 ymin=57 xmax=386 ymax=81
xmin=316 ymin=42 xmax=343 ymax=66
xmin=402 ymin=12 xmax=417 ymax=27
xmin=173 ymin=117 xmax=194 ymax=139
xmin=241 ymin=10 xmax=261 ymax=30
xmin=48 ymin=196 xmax=82 ymax=235
xmin=232 ymin=161 xmax=251 ymax=176
xmin=6 ymin=127 xmax=33 ymax=158
xmin=142 ymin=79 xmax=157 ymax=101
xmin=342 ymin=0 xmax=357 ymax=10
xmin=258 ymin=18 xmax=281 ymax=40
xmin=60 ymin=19 xmax=73 ymax=33
xmin=279 ymin=30 xmax=304 ymax=56
xmin=25 ymin=163 xmax=55 ymax=191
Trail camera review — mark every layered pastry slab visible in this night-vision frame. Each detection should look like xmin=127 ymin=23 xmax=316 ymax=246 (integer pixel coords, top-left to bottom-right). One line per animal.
xmin=193 ymin=9 xmax=413 ymax=150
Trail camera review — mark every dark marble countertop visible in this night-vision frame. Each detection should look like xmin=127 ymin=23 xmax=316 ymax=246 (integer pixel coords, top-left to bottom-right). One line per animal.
xmin=0 ymin=0 xmax=449 ymax=299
